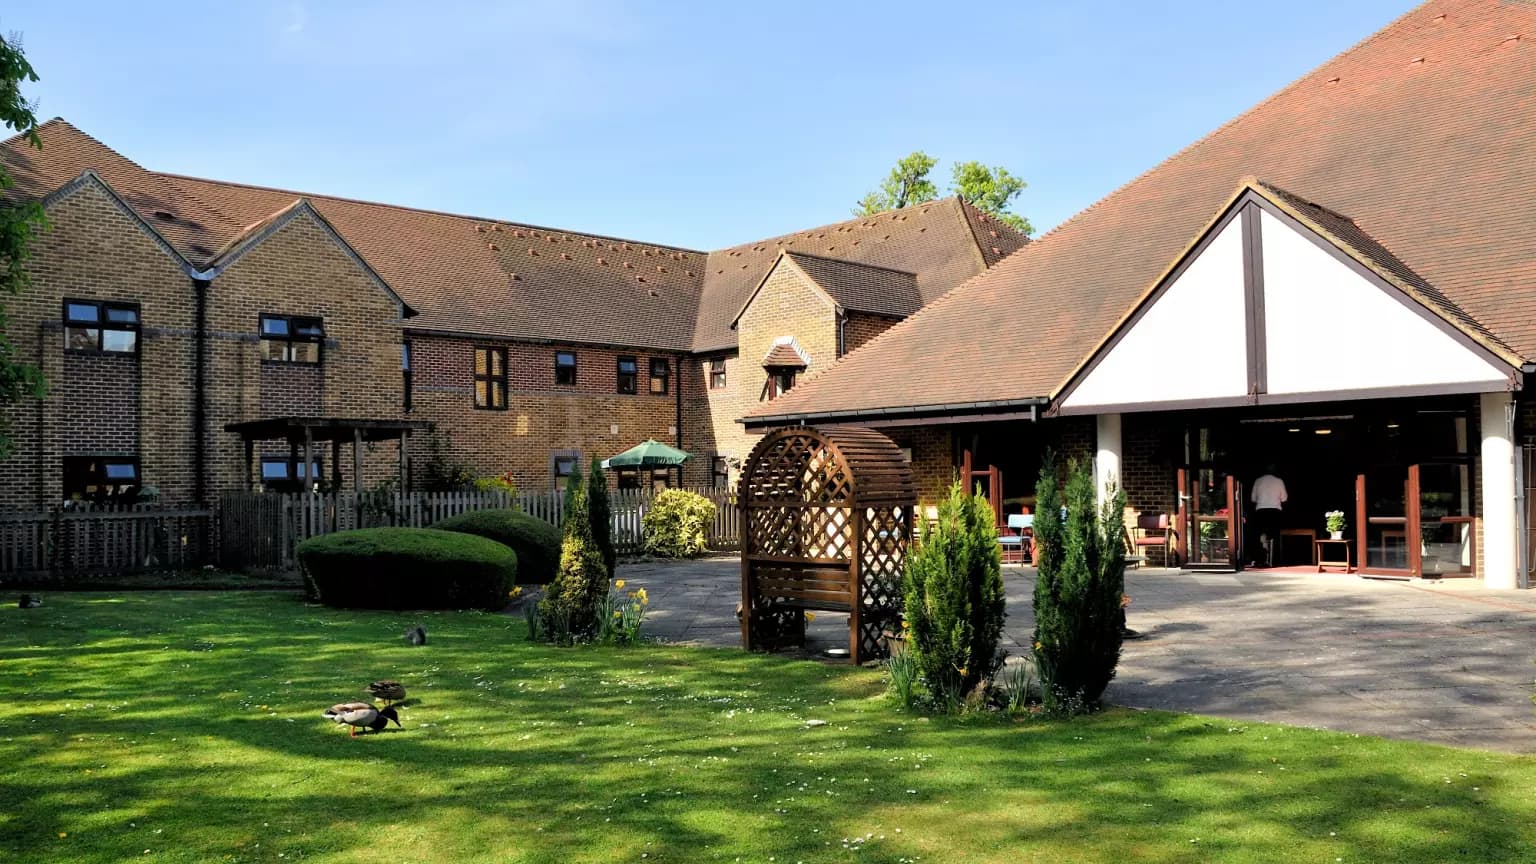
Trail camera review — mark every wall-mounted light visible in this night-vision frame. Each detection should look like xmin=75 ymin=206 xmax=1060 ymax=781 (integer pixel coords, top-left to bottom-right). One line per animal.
xmin=1315 ymin=429 xmax=1333 ymax=435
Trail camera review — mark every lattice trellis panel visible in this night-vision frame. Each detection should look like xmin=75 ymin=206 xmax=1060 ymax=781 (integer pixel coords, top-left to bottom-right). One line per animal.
xmin=740 ymin=426 xmax=915 ymax=663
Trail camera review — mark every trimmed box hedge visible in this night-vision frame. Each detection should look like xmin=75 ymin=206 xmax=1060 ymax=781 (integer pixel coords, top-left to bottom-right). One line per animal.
xmin=432 ymin=509 xmax=562 ymax=584
xmin=297 ymin=527 xmax=517 ymax=611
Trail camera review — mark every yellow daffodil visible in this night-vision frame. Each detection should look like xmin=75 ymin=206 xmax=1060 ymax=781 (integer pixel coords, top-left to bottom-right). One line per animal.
xmin=613 ymin=610 xmax=622 ymax=618
xmin=615 ymin=579 xmax=626 ymax=589
xmin=958 ymin=667 xmax=968 ymax=677
xmin=1033 ymin=641 xmax=1043 ymax=650
xmin=805 ymin=612 xmax=816 ymax=622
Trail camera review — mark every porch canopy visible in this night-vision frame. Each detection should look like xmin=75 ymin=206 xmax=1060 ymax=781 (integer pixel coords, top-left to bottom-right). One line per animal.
xmin=224 ymin=416 xmax=432 ymax=493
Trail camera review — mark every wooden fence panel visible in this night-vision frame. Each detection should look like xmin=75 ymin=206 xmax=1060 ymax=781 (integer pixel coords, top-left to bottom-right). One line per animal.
xmin=0 ymin=504 xmax=213 ymax=581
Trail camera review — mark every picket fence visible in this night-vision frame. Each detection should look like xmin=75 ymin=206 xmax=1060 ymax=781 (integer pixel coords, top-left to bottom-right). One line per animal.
xmin=0 ymin=504 xmax=213 ymax=580
xmin=218 ymin=486 xmax=741 ymax=572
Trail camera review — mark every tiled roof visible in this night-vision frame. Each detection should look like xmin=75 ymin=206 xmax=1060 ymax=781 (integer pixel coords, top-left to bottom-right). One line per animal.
xmin=1 ymin=120 xmax=1025 ymax=353
xmin=763 ymin=341 xmax=810 ymax=368
xmin=781 ymin=252 xmax=922 ymax=319
xmin=751 ymin=0 xmax=1536 ymax=422
xmin=694 ymin=198 xmax=1026 ymax=351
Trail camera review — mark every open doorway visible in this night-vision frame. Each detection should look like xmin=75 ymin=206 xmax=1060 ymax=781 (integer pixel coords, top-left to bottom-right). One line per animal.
xmin=1174 ymin=399 xmax=1475 ymax=578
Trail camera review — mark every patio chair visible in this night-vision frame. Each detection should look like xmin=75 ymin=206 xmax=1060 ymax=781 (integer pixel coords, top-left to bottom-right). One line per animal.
xmin=999 ymin=512 xmax=1034 ymax=564
xmin=1131 ymin=512 xmax=1179 ymax=568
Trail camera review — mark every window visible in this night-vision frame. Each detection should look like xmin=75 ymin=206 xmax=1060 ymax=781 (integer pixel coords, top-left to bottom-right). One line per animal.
xmin=555 ymin=351 xmax=577 ymax=386
xmin=649 ymin=358 xmax=670 ymax=395
xmin=64 ymin=300 xmax=139 ymax=354
xmin=552 ymin=450 xmax=581 ymax=490
xmin=260 ymin=456 xmax=323 ymax=492
xmin=767 ymin=369 xmax=796 ymax=400
xmin=616 ymin=356 xmax=638 ymax=394
xmin=402 ymin=341 xmax=413 ymax=412
xmin=260 ymin=314 xmax=324 ymax=364
xmin=62 ymin=455 xmax=139 ymax=502
xmin=616 ymin=468 xmax=671 ymax=491
xmin=712 ymin=455 xmax=732 ymax=490
xmin=474 ymin=346 xmax=508 ymax=409
xmin=708 ymin=358 xmax=727 ymax=390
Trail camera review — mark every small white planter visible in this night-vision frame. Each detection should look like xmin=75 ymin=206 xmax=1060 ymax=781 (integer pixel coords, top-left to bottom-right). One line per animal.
xmin=1329 ymin=530 xmax=1344 ymax=540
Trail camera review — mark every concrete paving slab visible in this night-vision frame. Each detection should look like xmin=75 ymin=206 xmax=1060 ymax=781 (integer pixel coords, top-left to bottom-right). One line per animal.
xmin=612 ymin=557 xmax=1536 ymax=753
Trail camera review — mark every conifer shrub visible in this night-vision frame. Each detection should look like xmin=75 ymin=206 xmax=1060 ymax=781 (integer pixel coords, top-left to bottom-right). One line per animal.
xmin=587 ymin=458 xmax=617 ymax=577
xmin=297 ymin=527 xmax=517 ymax=611
xmin=1031 ymin=454 xmax=1128 ymax=713
xmin=641 ymin=489 xmax=716 ymax=558
xmin=431 ymin=509 xmax=561 ymax=584
xmin=900 ymin=479 xmax=1007 ymax=710
xmin=539 ymin=481 xmax=609 ymax=641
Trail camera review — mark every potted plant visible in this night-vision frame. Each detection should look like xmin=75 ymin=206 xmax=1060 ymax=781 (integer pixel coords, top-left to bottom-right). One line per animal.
xmin=1325 ymin=510 xmax=1347 ymax=540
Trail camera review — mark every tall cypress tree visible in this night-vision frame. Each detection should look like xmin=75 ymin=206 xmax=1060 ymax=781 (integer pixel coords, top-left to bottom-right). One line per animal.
xmin=1032 ymin=455 xmax=1127 ymax=711
xmin=587 ymin=457 xmax=615 ymax=580
xmin=541 ymin=480 xmax=607 ymax=640
xmin=902 ymin=479 xmax=1007 ymax=709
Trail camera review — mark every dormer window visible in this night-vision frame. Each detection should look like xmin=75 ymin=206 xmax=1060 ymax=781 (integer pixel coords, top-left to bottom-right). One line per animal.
xmin=260 ymin=314 xmax=324 ymax=364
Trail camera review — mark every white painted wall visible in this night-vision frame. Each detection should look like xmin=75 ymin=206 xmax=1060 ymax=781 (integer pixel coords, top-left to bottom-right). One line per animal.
xmin=1480 ymin=393 xmax=1521 ymax=589
xmin=1260 ymin=210 xmax=1509 ymax=395
xmin=1063 ymin=216 xmax=1248 ymax=410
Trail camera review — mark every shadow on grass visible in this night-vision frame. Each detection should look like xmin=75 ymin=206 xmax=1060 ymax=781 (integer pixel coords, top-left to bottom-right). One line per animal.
xmin=2 ymin=592 xmax=1533 ymax=863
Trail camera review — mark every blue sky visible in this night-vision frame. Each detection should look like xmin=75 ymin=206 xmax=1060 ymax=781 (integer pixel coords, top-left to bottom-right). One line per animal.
xmin=6 ymin=1 xmax=1414 ymax=249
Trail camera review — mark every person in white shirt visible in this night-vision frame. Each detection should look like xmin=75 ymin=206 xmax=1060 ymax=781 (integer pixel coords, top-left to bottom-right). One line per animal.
xmin=1250 ymin=467 xmax=1288 ymax=567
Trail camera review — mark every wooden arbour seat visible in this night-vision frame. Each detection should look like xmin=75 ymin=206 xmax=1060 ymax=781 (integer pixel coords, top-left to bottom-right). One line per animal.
xmin=739 ymin=426 xmax=915 ymax=663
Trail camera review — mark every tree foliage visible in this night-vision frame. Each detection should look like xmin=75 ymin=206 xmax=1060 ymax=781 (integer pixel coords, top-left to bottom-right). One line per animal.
xmin=854 ymin=150 xmax=1032 ymax=236
xmin=641 ymin=488 xmax=716 ymax=558
xmin=1031 ymin=454 xmax=1128 ymax=713
xmin=853 ymin=150 xmax=938 ymax=216
xmin=949 ymin=160 xmax=1032 ymax=235
xmin=0 ymin=32 xmax=46 ymax=456
xmin=900 ymin=479 xmax=1007 ymax=710
xmin=587 ymin=457 xmax=615 ymax=579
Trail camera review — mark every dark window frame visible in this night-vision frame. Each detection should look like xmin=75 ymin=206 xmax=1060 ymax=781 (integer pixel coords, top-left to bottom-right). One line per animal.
xmin=62 ymin=454 xmax=140 ymax=502
xmin=63 ymin=299 xmax=140 ymax=355
xmin=649 ymin=358 xmax=670 ymax=395
xmin=555 ymin=350 xmax=578 ymax=387
xmin=402 ymin=340 xmax=413 ymax=412
xmin=473 ymin=346 xmax=509 ymax=410
xmin=551 ymin=449 xmax=582 ymax=490
xmin=711 ymin=455 xmax=731 ymax=490
xmin=766 ymin=368 xmax=797 ymax=400
xmin=708 ymin=358 xmax=727 ymax=390
xmin=259 ymin=455 xmax=324 ymax=492
xmin=616 ymin=356 xmax=638 ymax=395
xmin=259 ymin=314 xmax=325 ymax=365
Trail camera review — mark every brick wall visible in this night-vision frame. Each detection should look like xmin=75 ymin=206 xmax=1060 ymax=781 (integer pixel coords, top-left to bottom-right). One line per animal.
xmin=0 ymin=180 xmax=196 ymax=505
xmin=409 ymin=334 xmax=682 ymax=491
xmin=887 ymin=426 xmax=954 ymax=506
xmin=842 ymin=312 xmax=900 ymax=356
xmin=686 ymin=260 xmax=840 ymax=488
xmin=205 ymin=211 xmax=404 ymax=494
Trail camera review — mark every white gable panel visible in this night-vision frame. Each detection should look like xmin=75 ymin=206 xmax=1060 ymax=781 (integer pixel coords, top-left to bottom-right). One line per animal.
xmin=1063 ymin=216 xmax=1249 ymax=410
xmin=1260 ymin=210 xmax=1508 ymax=395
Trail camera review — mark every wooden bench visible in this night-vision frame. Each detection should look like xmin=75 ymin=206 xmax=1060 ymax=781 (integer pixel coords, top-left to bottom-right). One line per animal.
xmin=742 ymin=556 xmax=867 ymax=660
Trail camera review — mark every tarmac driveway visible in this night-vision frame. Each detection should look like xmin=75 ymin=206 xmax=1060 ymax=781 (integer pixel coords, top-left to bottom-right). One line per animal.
xmin=620 ymin=558 xmax=1536 ymax=752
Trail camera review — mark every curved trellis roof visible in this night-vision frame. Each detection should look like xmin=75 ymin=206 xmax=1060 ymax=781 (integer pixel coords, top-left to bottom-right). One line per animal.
xmin=740 ymin=425 xmax=914 ymax=510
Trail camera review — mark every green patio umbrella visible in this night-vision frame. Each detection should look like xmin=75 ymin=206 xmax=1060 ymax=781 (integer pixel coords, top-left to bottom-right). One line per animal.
xmin=601 ymin=439 xmax=693 ymax=470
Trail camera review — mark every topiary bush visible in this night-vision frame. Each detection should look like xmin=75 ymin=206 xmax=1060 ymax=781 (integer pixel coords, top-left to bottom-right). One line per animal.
xmin=900 ymin=478 xmax=1007 ymax=711
xmin=641 ymin=489 xmax=716 ymax=558
xmin=587 ymin=458 xmax=616 ymax=578
xmin=297 ymin=527 xmax=517 ymax=611
xmin=539 ymin=482 xmax=609 ymax=642
xmin=1032 ymin=453 xmax=1128 ymax=714
xmin=432 ymin=509 xmax=561 ymax=584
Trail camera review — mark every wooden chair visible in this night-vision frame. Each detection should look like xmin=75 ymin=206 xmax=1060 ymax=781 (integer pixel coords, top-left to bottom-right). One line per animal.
xmin=1131 ymin=512 xmax=1179 ymax=567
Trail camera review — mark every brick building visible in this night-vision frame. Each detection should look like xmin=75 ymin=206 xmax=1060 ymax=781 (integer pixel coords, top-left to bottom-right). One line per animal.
xmin=745 ymin=0 xmax=1536 ymax=590
xmin=0 ymin=120 xmax=1025 ymax=506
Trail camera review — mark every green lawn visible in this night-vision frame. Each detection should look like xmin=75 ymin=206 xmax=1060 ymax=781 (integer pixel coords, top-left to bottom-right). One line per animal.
xmin=3 ymin=592 xmax=1534 ymax=863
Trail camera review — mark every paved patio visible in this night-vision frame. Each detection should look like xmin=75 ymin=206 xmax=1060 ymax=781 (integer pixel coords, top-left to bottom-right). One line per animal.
xmin=618 ymin=558 xmax=1536 ymax=753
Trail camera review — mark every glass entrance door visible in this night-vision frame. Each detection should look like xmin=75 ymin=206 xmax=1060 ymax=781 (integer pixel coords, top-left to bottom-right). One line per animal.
xmin=1356 ymin=467 xmax=1413 ymax=576
xmin=1416 ymin=461 xmax=1474 ymax=576
xmin=1181 ymin=467 xmax=1241 ymax=568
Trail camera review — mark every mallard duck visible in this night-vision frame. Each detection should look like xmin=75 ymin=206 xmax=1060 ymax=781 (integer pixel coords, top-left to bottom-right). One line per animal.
xmin=365 ymin=680 xmax=406 ymax=705
xmin=323 ymin=702 xmax=401 ymax=738
xmin=18 ymin=594 xmax=42 ymax=609
xmin=404 ymin=625 xmax=427 ymax=646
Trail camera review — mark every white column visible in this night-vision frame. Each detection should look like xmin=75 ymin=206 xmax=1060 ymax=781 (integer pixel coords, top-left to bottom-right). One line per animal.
xmin=1095 ymin=413 xmax=1123 ymax=505
xmin=1479 ymin=392 xmax=1520 ymax=589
